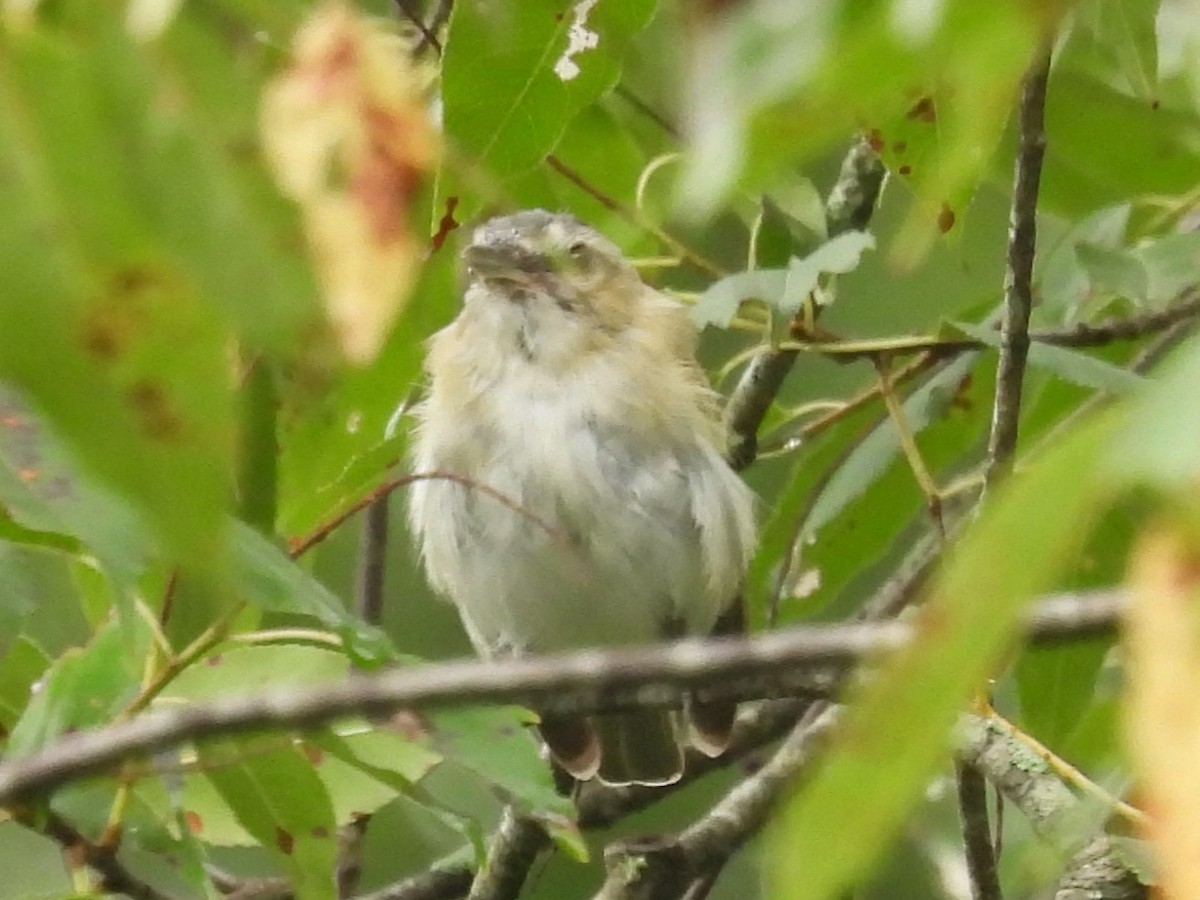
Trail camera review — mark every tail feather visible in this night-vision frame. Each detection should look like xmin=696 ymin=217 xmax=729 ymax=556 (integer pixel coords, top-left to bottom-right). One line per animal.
xmin=594 ymin=710 xmax=684 ymax=787
xmin=538 ymin=714 xmax=600 ymax=781
xmin=687 ymin=595 xmax=745 ymax=757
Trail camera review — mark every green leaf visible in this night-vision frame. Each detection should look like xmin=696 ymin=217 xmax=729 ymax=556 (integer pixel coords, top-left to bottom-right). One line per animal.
xmin=678 ymin=2 xmax=1039 ymax=230
xmin=6 ymin=620 xmax=144 ymax=757
xmin=0 ymin=390 xmax=147 ymax=590
xmin=278 ymin=246 xmax=457 ymax=538
xmin=692 ymin=270 xmax=788 ymax=329
xmin=1076 ymin=0 xmax=1161 ymax=103
xmin=1036 ymin=204 xmax=1132 ymax=320
xmin=307 ymin=728 xmax=441 ymax=823
xmin=769 ymin=412 xmax=1117 ymax=900
xmin=159 ymin=644 xmax=351 ymax=703
xmin=199 ymin=737 xmax=339 ymax=900
xmin=231 ymin=524 xmax=395 ymax=666
xmin=1075 ymin=242 xmax=1150 ymax=303
xmin=0 ymin=22 xmax=234 ymax=616
xmin=425 ymin=706 xmax=573 ymax=821
xmin=439 ymin=0 xmax=657 ymax=215
xmin=750 ymin=352 xmax=992 ymax=626
xmin=1133 ymin=232 xmax=1200 ymax=307
xmin=0 ymin=636 xmax=51 ymax=737
xmin=804 ymin=353 xmax=979 ymax=545
xmin=1111 ymin=330 xmax=1200 ymax=486
xmin=952 ymin=320 xmax=1147 ymax=394
xmin=692 ymin=231 xmax=874 ymax=328
xmin=1041 ymin=70 xmax=1200 ymax=217
xmin=135 ymin=10 xmax=324 ymax=353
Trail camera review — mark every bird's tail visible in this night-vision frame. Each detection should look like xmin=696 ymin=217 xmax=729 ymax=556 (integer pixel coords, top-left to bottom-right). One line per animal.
xmin=594 ymin=709 xmax=685 ymax=787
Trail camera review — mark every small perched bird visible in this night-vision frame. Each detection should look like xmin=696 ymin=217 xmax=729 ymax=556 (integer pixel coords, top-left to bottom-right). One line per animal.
xmin=408 ymin=210 xmax=757 ymax=786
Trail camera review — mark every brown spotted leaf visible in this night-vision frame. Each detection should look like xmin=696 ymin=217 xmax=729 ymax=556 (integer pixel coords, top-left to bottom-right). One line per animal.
xmin=261 ymin=2 xmax=438 ymax=364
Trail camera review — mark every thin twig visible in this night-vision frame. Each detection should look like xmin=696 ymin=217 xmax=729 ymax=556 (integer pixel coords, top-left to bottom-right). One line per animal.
xmin=985 ymin=46 xmax=1052 ymax=486
xmin=288 ymin=471 xmax=569 ymax=559
xmin=0 ymin=592 xmax=1125 ymax=808
xmin=356 ymin=867 xmax=473 ymax=900
xmin=767 ymin=289 xmax=1200 ymax=362
xmin=357 ymin=495 xmax=391 ymax=625
xmin=394 ymin=0 xmax=444 ymax=55
xmin=957 ymin=760 xmax=1003 ymax=900
xmin=874 ymin=356 xmax=945 ymax=537
xmin=613 ymin=85 xmax=681 ymax=138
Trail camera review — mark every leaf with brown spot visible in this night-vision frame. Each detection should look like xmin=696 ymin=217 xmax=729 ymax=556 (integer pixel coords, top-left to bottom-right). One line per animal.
xmin=199 ymin=737 xmax=338 ymax=899
xmin=261 ymin=3 xmax=439 ymax=365
xmin=937 ymin=202 xmax=956 ymax=234
xmin=184 ymin=811 xmax=203 ymax=835
xmin=906 ymin=95 xmax=937 ymax=122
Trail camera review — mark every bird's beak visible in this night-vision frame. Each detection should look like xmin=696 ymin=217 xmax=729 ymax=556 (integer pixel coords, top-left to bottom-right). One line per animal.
xmin=462 ymin=243 xmax=552 ymax=281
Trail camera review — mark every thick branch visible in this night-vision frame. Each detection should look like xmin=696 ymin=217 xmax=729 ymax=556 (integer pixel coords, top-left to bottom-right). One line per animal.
xmin=985 ymin=46 xmax=1052 ymax=484
xmin=0 ymin=592 xmax=1123 ymax=809
xmin=957 ymin=715 xmax=1145 ymax=900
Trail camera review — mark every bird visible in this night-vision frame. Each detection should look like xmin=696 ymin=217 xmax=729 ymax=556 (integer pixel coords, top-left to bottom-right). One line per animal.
xmin=407 ymin=209 xmax=757 ymax=786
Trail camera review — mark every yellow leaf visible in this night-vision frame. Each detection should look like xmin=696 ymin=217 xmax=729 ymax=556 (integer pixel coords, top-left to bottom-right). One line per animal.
xmin=261 ymin=2 xmax=438 ymax=363
xmin=1125 ymin=525 xmax=1200 ymax=899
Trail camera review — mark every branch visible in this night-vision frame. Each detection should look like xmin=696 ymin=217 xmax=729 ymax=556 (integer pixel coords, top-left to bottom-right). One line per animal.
xmin=357 ymin=494 xmax=391 ymax=625
xmin=956 ymin=759 xmax=1003 ymax=900
xmin=985 ymin=46 xmax=1052 ymax=485
xmin=36 ymin=809 xmax=175 ymax=900
xmin=769 ymin=288 xmax=1200 ymax=362
xmin=466 ymin=808 xmax=548 ymax=900
xmin=956 ymin=715 xmax=1146 ymax=900
xmin=595 ymin=705 xmax=840 ymax=899
xmin=356 ymin=867 xmax=473 ymax=900
xmin=726 ymin=137 xmax=886 ymax=470
xmin=0 ymin=592 xmax=1124 ymax=808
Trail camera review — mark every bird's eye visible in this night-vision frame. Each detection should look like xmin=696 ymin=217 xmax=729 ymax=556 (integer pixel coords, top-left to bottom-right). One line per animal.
xmin=567 ymin=241 xmax=588 ymax=258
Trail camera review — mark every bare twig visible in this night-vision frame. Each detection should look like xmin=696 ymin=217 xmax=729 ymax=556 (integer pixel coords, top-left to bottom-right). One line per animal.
xmin=466 ymin=808 xmax=549 ymax=900
xmin=394 ymin=0 xmax=444 ymax=55
xmin=726 ymin=137 xmax=886 ymax=470
xmin=356 ymin=495 xmax=391 ymax=625
xmin=356 ymin=867 xmax=473 ymax=900
xmin=957 ymin=760 xmax=1003 ymax=900
xmin=613 ymin=85 xmax=681 ymax=138
xmin=769 ymin=289 xmax=1200 ymax=361
xmin=0 ymin=592 xmax=1124 ymax=808
xmin=985 ymin=46 xmax=1052 ymax=485
xmin=288 ymin=471 xmax=569 ymax=559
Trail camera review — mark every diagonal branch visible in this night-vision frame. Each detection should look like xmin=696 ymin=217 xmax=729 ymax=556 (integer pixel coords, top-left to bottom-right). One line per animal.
xmin=985 ymin=45 xmax=1052 ymax=486
xmin=726 ymin=137 xmax=886 ymax=470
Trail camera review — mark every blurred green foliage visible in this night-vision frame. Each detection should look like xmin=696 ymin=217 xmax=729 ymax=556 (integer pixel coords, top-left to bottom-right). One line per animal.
xmin=0 ymin=0 xmax=1198 ymax=898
